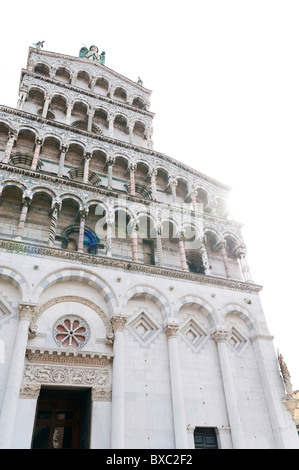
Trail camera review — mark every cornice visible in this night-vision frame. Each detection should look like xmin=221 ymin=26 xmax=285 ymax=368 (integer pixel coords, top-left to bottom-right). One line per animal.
xmin=20 ymin=70 xmax=155 ymax=118
xmin=0 ymin=238 xmax=263 ymax=294
xmin=28 ymin=47 xmax=152 ymax=95
xmin=0 ymin=105 xmax=231 ymax=191
xmin=26 ymin=347 xmax=114 ymax=365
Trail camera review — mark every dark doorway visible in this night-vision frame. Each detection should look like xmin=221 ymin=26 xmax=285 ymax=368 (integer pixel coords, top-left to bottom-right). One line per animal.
xmin=194 ymin=427 xmax=218 ymax=449
xmin=31 ymin=388 xmax=91 ymax=449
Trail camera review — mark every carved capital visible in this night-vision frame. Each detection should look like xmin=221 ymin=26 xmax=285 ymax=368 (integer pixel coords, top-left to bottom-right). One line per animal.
xmin=169 ymin=177 xmax=178 ymax=187
xmin=219 ymin=239 xmax=227 ymax=249
xmin=211 ymin=328 xmax=228 ymax=343
xmin=111 ymin=315 xmax=127 ymax=332
xmin=235 ymin=243 xmax=247 ymax=258
xmin=129 ymin=162 xmax=137 ymax=173
xmin=164 ymin=323 xmax=179 ymax=338
xmin=18 ymin=302 xmax=37 ymax=323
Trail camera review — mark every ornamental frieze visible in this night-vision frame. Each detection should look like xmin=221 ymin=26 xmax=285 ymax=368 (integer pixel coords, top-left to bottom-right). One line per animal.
xmin=23 ymin=364 xmax=110 ymax=387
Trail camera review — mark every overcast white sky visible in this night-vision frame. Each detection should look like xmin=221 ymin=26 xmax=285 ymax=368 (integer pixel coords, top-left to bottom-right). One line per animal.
xmin=1 ymin=1 xmax=299 ymax=388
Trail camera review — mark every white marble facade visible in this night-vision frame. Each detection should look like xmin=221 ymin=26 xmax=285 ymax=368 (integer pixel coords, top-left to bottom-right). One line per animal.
xmin=0 ymin=45 xmax=297 ymax=449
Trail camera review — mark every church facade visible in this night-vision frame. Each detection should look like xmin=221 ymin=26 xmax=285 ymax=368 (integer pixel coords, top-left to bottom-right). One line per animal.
xmin=0 ymin=44 xmax=297 ymax=449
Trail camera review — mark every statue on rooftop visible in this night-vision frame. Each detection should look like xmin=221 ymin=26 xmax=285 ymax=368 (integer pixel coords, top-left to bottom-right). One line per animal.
xmin=79 ymin=45 xmax=105 ymax=65
xmin=33 ymin=41 xmax=45 ymax=49
xmin=278 ymin=350 xmax=293 ymax=397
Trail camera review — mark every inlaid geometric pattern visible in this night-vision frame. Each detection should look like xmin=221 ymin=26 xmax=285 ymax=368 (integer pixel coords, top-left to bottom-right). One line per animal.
xmin=127 ymin=311 xmax=161 ymax=347
xmin=179 ymin=318 xmax=209 ymax=352
xmin=226 ymin=326 xmax=248 ymax=355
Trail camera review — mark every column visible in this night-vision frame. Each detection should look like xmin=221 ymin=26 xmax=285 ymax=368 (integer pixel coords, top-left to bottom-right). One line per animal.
xmin=15 ymin=193 xmax=32 ymax=240
xmin=211 ymin=328 xmax=245 ymax=449
xmin=199 ymin=243 xmax=210 ymax=275
xmin=0 ymin=302 xmax=36 ymax=449
xmin=106 ymin=208 xmax=115 ymax=257
xmin=107 ymin=155 xmax=115 ymax=189
xmin=236 ymin=244 xmax=252 ymax=282
xmin=70 ymin=71 xmax=77 ymax=86
xmin=219 ymin=239 xmax=231 ymax=279
xmin=156 ymin=224 xmax=164 ymax=267
xmin=47 ymin=200 xmax=61 ymax=247
xmin=207 ymin=196 xmax=217 ymax=215
xmin=2 ymin=132 xmax=16 ymax=163
xmin=90 ymin=77 xmax=96 ymax=92
xmin=66 ymin=101 xmax=73 ymax=125
xmin=31 ymin=137 xmax=43 ymax=170
xmin=58 ymin=145 xmax=68 ymax=177
xmin=170 ymin=178 xmax=177 ymax=204
xmin=129 ymin=163 xmax=136 ymax=196
xmin=128 ymin=121 xmax=134 ymax=144
xmin=17 ymin=89 xmax=28 ymax=110
xmin=150 ymin=169 xmax=158 ymax=201
xmin=190 ymin=190 xmax=198 ymax=211
xmin=90 ymin=387 xmax=112 ymax=449
xmin=77 ymin=208 xmax=88 ymax=252
xmin=131 ymin=219 xmax=139 ymax=262
xmin=87 ymin=109 xmax=94 ymax=133
xmin=110 ymin=315 xmax=127 ymax=449
xmin=164 ymin=323 xmax=188 ymax=449
xmin=178 ymin=232 xmax=188 ymax=272
xmin=12 ymin=384 xmax=41 ymax=449
xmin=83 ymin=152 xmax=91 ymax=184
xmin=146 ymin=126 xmax=153 ymax=149
xmin=42 ymin=94 xmax=51 ymax=118
xmin=108 ymin=114 xmax=114 ymax=138
xmin=49 ymin=67 xmax=56 ymax=79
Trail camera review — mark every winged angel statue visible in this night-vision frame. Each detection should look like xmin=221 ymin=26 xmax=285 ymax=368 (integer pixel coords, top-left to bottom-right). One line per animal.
xmin=79 ymin=45 xmax=105 ymax=65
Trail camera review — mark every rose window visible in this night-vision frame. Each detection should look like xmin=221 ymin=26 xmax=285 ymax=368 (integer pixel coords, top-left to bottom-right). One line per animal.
xmin=53 ymin=316 xmax=89 ymax=350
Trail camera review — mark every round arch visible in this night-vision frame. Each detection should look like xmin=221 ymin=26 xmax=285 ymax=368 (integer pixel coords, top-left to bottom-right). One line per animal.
xmin=0 ymin=266 xmax=28 ymax=299
xmin=33 ymin=267 xmax=118 ymax=315
xmin=222 ymin=303 xmax=258 ymax=333
xmin=174 ymin=294 xmax=216 ymax=326
xmin=121 ymin=284 xmax=172 ymax=322
xmin=34 ymin=295 xmax=113 ymax=339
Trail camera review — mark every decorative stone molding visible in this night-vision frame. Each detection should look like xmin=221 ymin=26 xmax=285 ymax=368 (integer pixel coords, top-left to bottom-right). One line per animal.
xmin=23 ymin=363 xmax=110 ymax=387
xmin=26 ymin=348 xmax=113 ymax=366
xmin=91 ymin=387 xmax=112 ymax=402
xmin=24 ymin=348 xmax=112 ymax=388
xmin=0 ymin=238 xmax=262 ymax=294
xmin=19 ymin=383 xmax=41 ymax=399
